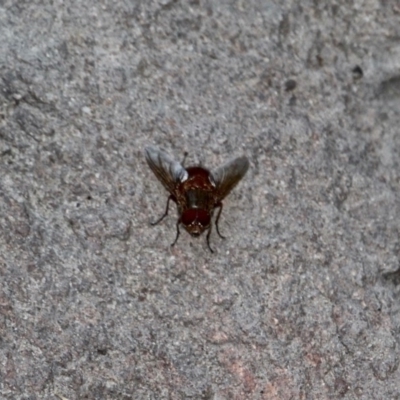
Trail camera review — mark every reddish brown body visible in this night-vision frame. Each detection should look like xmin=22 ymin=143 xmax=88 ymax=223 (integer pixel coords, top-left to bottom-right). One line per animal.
xmin=175 ymin=167 xmax=217 ymax=236
xmin=144 ymin=146 xmax=249 ymax=252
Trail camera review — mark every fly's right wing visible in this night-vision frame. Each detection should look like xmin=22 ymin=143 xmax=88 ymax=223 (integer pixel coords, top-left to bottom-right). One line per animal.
xmin=144 ymin=146 xmax=188 ymax=195
xmin=211 ymin=156 xmax=249 ymax=202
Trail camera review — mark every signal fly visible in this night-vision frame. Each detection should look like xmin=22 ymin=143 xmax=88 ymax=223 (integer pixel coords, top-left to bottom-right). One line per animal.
xmin=144 ymin=146 xmax=249 ymax=252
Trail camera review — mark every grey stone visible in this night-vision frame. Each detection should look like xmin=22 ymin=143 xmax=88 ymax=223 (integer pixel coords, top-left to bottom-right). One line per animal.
xmin=0 ymin=1 xmax=399 ymax=399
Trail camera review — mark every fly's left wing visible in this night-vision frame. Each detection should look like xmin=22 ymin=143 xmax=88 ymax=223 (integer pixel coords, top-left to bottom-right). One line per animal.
xmin=211 ymin=156 xmax=249 ymax=202
xmin=144 ymin=146 xmax=188 ymax=195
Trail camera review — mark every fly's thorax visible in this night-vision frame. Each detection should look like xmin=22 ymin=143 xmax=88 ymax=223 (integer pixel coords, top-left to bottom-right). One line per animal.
xmin=185 ymin=188 xmax=216 ymax=210
xmin=181 ymin=208 xmax=211 ymax=236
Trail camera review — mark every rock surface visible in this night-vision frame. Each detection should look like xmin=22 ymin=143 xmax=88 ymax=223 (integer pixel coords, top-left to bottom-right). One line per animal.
xmin=1 ymin=1 xmax=399 ymax=399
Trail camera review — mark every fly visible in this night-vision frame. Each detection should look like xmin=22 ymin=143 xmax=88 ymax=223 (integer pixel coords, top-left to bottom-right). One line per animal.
xmin=144 ymin=146 xmax=249 ymax=252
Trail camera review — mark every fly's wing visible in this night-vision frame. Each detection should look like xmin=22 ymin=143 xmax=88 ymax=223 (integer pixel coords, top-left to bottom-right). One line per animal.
xmin=211 ymin=156 xmax=249 ymax=201
xmin=144 ymin=146 xmax=188 ymax=195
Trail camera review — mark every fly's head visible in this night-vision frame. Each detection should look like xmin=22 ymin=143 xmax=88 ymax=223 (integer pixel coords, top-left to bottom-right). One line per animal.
xmin=180 ymin=208 xmax=211 ymax=237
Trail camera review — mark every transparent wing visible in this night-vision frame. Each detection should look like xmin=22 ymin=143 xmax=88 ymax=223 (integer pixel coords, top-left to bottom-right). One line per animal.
xmin=144 ymin=146 xmax=188 ymax=194
xmin=211 ymin=156 xmax=249 ymax=201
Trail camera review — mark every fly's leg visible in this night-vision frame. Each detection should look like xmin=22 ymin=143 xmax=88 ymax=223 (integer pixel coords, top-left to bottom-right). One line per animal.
xmin=214 ymin=202 xmax=226 ymax=239
xmin=206 ymin=225 xmax=214 ymax=253
xmin=171 ymin=219 xmax=181 ymax=247
xmin=151 ymin=195 xmax=175 ymax=225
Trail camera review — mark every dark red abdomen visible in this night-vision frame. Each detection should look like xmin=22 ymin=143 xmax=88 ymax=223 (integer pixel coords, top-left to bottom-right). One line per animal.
xmin=185 ymin=167 xmax=214 ymax=185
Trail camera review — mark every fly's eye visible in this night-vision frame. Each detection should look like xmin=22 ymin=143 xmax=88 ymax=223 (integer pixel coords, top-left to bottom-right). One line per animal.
xmin=181 ymin=209 xmax=197 ymax=225
xmin=196 ymin=210 xmax=211 ymax=226
xmin=181 ymin=209 xmax=211 ymax=227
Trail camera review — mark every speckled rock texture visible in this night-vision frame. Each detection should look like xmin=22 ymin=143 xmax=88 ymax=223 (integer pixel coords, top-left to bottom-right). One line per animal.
xmin=1 ymin=1 xmax=399 ymax=399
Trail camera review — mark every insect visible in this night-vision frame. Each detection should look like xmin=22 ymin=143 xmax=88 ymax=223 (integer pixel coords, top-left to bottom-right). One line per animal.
xmin=144 ymin=146 xmax=249 ymax=252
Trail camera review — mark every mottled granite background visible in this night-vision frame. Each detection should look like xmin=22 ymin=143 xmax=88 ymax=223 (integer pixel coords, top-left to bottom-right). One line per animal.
xmin=0 ymin=1 xmax=399 ymax=399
